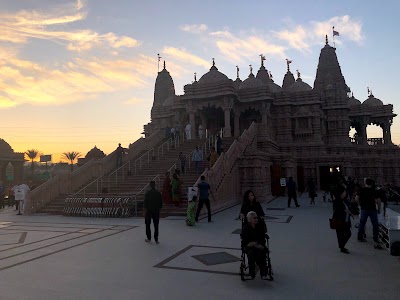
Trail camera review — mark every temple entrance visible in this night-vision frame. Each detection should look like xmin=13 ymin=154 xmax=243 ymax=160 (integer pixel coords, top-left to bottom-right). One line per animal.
xmin=200 ymin=106 xmax=224 ymax=136
xmin=319 ymin=165 xmax=341 ymax=191
xmin=240 ymin=108 xmax=261 ymax=134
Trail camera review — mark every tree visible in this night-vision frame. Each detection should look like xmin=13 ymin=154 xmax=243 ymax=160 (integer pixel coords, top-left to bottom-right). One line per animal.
xmin=62 ymin=151 xmax=82 ymax=172
xmin=25 ymin=149 xmax=41 ymax=175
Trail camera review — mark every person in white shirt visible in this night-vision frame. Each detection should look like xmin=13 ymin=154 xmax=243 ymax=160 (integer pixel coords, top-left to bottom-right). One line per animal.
xmin=198 ymin=124 xmax=204 ymax=139
xmin=192 ymin=146 xmax=203 ymax=174
xmin=185 ymin=123 xmax=192 ymax=140
xmin=11 ymin=182 xmax=30 ymax=214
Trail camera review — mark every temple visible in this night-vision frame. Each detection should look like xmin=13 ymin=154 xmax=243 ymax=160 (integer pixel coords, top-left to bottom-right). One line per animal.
xmin=144 ymin=37 xmax=400 ymax=197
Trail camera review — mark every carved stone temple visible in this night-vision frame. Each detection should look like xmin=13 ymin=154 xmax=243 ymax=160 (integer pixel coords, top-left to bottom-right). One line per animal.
xmin=144 ymin=38 xmax=400 ymax=199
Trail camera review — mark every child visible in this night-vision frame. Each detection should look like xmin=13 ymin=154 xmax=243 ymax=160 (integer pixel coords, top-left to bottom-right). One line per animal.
xmin=186 ymin=195 xmax=197 ymax=226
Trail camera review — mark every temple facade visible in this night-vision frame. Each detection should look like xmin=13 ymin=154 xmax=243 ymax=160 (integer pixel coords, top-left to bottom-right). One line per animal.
xmin=0 ymin=138 xmax=25 ymax=182
xmin=144 ymin=37 xmax=400 ymax=198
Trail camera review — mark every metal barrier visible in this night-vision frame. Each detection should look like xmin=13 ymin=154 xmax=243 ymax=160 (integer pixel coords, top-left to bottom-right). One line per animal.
xmin=63 ymin=197 xmax=134 ymax=218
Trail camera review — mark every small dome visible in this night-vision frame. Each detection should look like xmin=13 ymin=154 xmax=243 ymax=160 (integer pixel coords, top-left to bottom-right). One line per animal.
xmin=0 ymin=138 xmax=14 ymax=155
xmin=288 ymin=78 xmax=312 ymax=93
xmin=348 ymin=95 xmax=361 ymax=106
xmin=239 ymin=73 xmax=263 ymax=90
xmin=362 ymin=94 xmax=383 ymax=107
xmin=198 ymin=65 xmax=229 ymax=84
xmin=85 ymin=146 xmax=106 ymax=159
xmin=256 ymin=66 xmax=270 ymax=84
xmin=163 ymin=96 xmax=174 ymax=107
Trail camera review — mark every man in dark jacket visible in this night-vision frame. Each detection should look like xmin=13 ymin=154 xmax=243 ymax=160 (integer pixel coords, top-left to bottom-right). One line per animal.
xmin=144 ymin=181 xmax=163 ymax=244
xmin=287 ymin=177 xmax=300 ymax=208
xmin=356 ymin=178 xmax=380 ymax=243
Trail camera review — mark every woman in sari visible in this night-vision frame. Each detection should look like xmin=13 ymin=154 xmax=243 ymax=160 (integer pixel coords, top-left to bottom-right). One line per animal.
xmin=162 ymin=172 xmax=172 ymax=204
xmin=186 ymin=195 xmax=197 ymax=226
xmin=172 ymin=173 xmax=180 ymax=207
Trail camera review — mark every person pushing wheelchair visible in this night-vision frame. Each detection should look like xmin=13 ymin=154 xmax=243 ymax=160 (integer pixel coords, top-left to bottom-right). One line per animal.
xmin=241 ymin=211 xmax=269 ymax=280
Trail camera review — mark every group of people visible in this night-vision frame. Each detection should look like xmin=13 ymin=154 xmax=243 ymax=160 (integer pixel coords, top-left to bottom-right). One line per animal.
xmin=144 ymin=175 xmax=213 ymax=243
xmin=0 ymin=180 xmax=31 ymax=214
xmin=331 ymin=174 xmax=385 ymax=254
xmin=164 ymin=123 xmax=206 ymax=141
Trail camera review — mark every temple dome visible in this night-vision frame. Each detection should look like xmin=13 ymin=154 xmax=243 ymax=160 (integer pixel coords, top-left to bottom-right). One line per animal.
xmin=348 ymin=95 xmax=361 ymax=106
xmin=233 ymin=77 xmax=242 ymax=90
xmin=256 ymin=65 xmax=270 ymax=84
xmin=0 ymin=138 xmax=14 ymax=155
xmin=198 ymin=65 xmax=229 ymax=84
xmin=85 ymin=146 xmax=106 ymax=159
xmin=282 ymin=71 xmax=296 ymax=91
xmin=268 ymin=80 xmax=282 ymax=93
xmin=362 ymin=94 xmax=383 ymax=106
xmin=288 ymin=78 xmax=312 ymax=93
xmin=239 ymin=73 xmax=263 ymax=90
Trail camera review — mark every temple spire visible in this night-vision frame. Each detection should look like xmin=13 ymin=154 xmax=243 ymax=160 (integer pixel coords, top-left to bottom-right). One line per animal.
xmin=286 ymin=58 xmax=292 ymax=72
xmin=163 ymin=60 xmax=166 ymax=70
xmin=325 ymin=34 xmax=329 ymax=45
xmin=260 ymin=54 xmax=266 ymax=67
xmin=236 ymin=65 xmax=240 ymax=79
xmin=157 ymin=53 xmax=162 ymax=72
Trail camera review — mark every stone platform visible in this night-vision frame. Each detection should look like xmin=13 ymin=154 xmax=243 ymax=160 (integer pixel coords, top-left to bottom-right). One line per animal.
xmin=0 ymin=195 xmax=398 ymax=300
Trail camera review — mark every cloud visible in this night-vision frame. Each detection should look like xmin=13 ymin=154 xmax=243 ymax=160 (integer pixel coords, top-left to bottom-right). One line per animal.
xmin=162 ymin=47 xmax=209 ymax=69
xmin=180 ymin=24 xmax=208 ymax=34
xmin=0 ymin=0 xmax=139 ymax=52
xmin=124 ymin=97 xmax=144 ymax=105
xmin=275 ymin=15 xmax=363 ymax=51
xmin=209 ymin=30 xmax=286 ymax=63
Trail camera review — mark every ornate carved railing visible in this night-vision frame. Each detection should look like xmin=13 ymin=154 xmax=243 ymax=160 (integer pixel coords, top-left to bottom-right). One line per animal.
xmin=193 ymin=122 xmax=257 ymax=192
xmin=26 ymin=129 xmax=164 ymax=214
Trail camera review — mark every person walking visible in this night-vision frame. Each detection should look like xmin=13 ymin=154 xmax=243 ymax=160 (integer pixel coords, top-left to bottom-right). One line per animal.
xmin=185 ymin=122 xmax=192 ymax=140
xmin=186 ymin=195 xmax=197 ymax=226
xmin=208 ymin=147 xmax=219 ymax=169
xmin=178 ymin=152 xmax=187 ymax=174
xmin=171 ymin=173 xmax=180 ymax=207
xmin=307 ymin=178 xmax=317 ymax=205
xmin=192 ymin=146 xmax=203 ymax=175
xmin=11 ymin=182 xmax=30 ymax=215
xmin=356 ymin=178 xmax=381 ymax=243
xmin=162 ymin=172 xmax=172 ymax=205
xmin=144 ymin=181 xmax=162 ymax=244
xmin=195 ymin=176 xmax=212 ymax=222
xmin=198 ymin=124 xmax=204 ymax=139
xmin=332 ymin=186 xmax=353 ymax=254
xmin=115 ymin=143 xmax=125 ymax=167
xmin=287 ymin=177 xmax=300 ymax=208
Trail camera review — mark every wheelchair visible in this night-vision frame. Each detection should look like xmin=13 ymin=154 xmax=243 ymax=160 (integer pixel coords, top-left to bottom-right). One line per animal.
xmin=239 ymin=217 xmax=274 ymax=281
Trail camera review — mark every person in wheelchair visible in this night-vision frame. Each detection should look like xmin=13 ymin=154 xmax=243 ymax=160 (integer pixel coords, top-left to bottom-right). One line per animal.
xmin=239 ymin=190 xmax=265 ymax=224
xmin=241 ymin=211 xmax=269 ymax=279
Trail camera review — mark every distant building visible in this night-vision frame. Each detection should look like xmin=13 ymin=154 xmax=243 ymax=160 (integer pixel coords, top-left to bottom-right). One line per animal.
xmin=77 ymin=146 xmax=106 ymax=166
xmin=144 ymin=37 xmax=400 ymax=197
xmin=0 ymin=138 xmax=24 ymax=182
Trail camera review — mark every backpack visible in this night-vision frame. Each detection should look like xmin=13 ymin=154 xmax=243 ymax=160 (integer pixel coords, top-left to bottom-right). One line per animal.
xmin=390 ymin=241 xmax=400 ymax=256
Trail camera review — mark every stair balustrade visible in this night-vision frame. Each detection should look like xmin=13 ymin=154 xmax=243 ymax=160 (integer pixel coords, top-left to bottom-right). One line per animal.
xmin=157 ymin=135 xmax=181 ymax=160
xmin=27 ymin=129 xmax=164 ymax=214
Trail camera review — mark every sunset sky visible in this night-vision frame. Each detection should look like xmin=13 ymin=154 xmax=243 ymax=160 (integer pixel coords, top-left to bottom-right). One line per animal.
xmin=1 ymin=0 xmax=399 ymax=162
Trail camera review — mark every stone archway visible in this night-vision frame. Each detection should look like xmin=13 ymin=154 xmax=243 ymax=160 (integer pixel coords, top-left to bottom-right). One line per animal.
xmin=240 ymin=108 xmax=262 ymax=133
xmin=198 ymin=106 xmax=224 ymax=137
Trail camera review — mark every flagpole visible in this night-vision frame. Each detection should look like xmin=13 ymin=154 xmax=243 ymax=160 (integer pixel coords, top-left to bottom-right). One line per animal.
xmin=332 ymin=26 xmax=336 ymax=48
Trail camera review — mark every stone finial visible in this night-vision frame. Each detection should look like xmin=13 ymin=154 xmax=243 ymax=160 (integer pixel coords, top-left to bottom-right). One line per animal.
xmin=325 ymin=34 xmax=328 ymax=45
xmin=249 ymin=64 xmax=253 ymax=74
xmin=212 ymin=58 xmax=215 ymax=66
xmin=296 ymin=69 xmax=301 ymax=79
xmin=269 ymin=71 xmax=273 ymax=79
xmin=194 ymin=72 xmax=197 ymax=82
xmin=163 ymin=60 xmax=166 ymax=70
xmin=236 ymin=65 xmax=240 ymax=79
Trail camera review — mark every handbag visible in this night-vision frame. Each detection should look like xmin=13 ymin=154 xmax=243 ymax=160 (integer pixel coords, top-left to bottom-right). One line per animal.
xmin=329 ymin=218 xmax=344 ymax=230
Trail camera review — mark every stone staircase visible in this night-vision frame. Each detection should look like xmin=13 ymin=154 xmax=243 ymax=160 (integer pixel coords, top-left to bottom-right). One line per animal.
xmin=38 ymin=137 xmax=236 ymax=216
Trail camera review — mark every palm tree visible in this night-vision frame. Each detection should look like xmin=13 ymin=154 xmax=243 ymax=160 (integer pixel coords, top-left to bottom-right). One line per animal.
xmin=62 ymin=151 xmax=82 ymax=172
xmin=25 ymin=149 xmax=41 ymax=175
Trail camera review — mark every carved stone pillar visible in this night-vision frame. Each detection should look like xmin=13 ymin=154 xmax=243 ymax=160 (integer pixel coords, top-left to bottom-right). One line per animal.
xmin=234 ymin=110 xmax=240 ymax=137
xmin=0 ymin=162 xmax=8 ymax=181
xmin=382 ymin=120 xmax=392 ymax=145
xmin=358 ymin=120 xmax=367 ymax=145
xmin=224 ymin=109 xmax=232 ymax=137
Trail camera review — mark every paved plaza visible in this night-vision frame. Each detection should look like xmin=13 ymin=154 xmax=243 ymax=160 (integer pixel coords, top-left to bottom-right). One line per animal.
xmin=0 ymin=195 xmax=399 ymax=300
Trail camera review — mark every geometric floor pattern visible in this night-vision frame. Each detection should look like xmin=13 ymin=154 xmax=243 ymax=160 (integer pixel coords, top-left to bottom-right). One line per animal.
xmin=154 ymin=245 xmax=242 ymax=276
xmin=0 ymin=220 xmax=136 ymax=272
